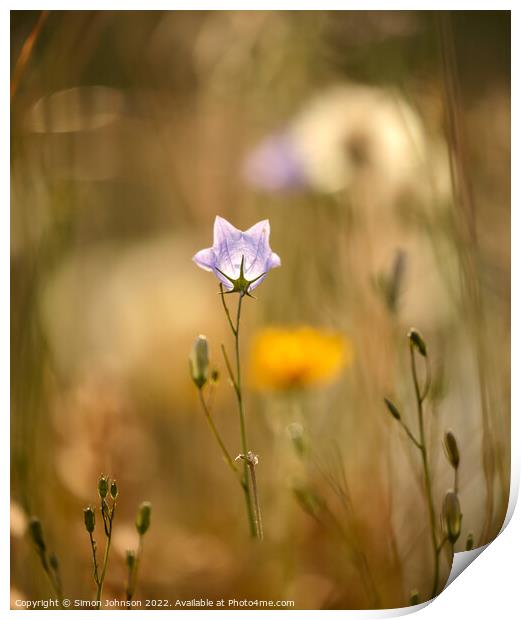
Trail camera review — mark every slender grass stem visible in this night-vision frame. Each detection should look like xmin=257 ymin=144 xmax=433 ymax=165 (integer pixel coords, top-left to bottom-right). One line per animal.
xmin=321 ymin=502 xmax=380 ymax=608
xmin=410 ymin=344 xmax=439 ymax=599
xmin=438 ymin=12 xmax=498 ymax=544
xmin=197 ymin=389 xmax=237 ymax=474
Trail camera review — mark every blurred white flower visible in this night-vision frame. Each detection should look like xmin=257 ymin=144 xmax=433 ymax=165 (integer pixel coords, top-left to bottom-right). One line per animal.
xmin=244 ymin=84 xmax=450 ymax=207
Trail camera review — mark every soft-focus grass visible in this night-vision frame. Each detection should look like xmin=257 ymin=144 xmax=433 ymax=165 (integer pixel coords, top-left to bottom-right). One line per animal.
xmin=11 ymin=10 xmax=510 ymax=609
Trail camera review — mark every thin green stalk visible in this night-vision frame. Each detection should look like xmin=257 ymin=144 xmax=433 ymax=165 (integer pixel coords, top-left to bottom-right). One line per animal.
xmin=88 ymin=532 xmax=100 ymax=585
xmin=410 ymin=345 xmax=439 ymax=599
xmin=96 ymin=504 xmax=115 ymax=607
xmin=233 ymin=295 xmax=258 ymax=539
xmin=454 ymin=467 xmax=459 ymax=495
xmin=398 ymin=418 xmax=422 ymax=450
xmin=436 ymin=535 xmax=448 ymax=555
xmin=126 ymin=536 xmax=143 ymax=603
xmin=220 ymin=289 xmax=258 ymax=539
xmin=247 ymin=455 xmax=264 ymax=541
xmin=198 ymin=389 xmax=237 ymax=474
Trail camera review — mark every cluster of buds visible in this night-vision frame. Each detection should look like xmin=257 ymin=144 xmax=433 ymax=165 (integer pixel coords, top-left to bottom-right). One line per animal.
xmin=97 ymin=474 xmax=118 ymax=501
xmin=383 ymin=327 xmax=471 ymax=605
xmin=84 ymin=474 xmax=152 ymax=604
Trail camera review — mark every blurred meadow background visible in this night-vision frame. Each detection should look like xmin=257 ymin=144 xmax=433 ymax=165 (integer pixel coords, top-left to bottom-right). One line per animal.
xmin=11 ymin=10 xmax=510 ymax=610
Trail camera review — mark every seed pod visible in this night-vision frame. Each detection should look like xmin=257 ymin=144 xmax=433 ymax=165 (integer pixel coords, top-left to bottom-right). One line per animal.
xmin=408 ymin=328 xmax=427 ymax=356
xmin=98 ymin=474 xmax=109 ymax=499
xmin=384 ymin=398 xmax=401 ymax=421
xmin=28 ymin=517 xmax=46 ymax=554
xmin=84 ymin=506 xmax=96 ymax=533
xmin=136 ymin=501 xmax=151 ymax=536
xmin=189 ymin=335 xmax=209 ymax=389
xmin=443 ymin=430 xmax=460 ymax=469
xmin=110 ymin=480 xmax=119 ymax=500
xmin=442 ymin=491 xmax=462 ymax=544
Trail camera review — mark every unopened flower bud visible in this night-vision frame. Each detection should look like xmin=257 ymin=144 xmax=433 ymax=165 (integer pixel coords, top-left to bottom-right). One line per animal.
xmin=28 ymin=517 xmax=46 ymax=554
xmin=84 ymin=506 xmax=96 ymax=533
xmin=384 ymin=398 xmax=401 ymax=421
xmin=98 ymin=474 xmax=109 ymax=499
xmin=409 ymin=590 xmax=419 ymax=606
xmin=442 ymin=491 xmax=462 ymax=544
xmin=110 ymin=480 xmax=118 ymax=500
xmin=443 ymin=430 xmax=460 ymax=469
xmin=210 ymin=369 xmax=219 ymax=385
xmin=136 ymin=501 xmax=151 ymax=536
xmin=408 ymin=328 xmax=427 ymax=356
xmin=465 ymin=532 xmax=474 ymax=551
xmin=126 ymin=549 xmax=136 ymax=570
xmin=189 ymin=335 xmax=209 ymax=389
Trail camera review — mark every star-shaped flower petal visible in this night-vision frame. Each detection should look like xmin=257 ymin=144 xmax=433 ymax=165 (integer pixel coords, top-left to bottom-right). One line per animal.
xmin=193 ymin=216 xmax=281 ymax=294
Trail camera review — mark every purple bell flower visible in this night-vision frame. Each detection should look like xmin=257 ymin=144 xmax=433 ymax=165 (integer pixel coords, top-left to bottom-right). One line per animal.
xmin=193 ymin=216 xmax=281 ymax=295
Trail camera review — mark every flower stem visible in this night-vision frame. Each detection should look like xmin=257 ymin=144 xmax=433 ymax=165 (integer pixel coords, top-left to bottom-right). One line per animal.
xmin=88 ymin=531 xmax=100 ymax=585
xmin=410 ymin=344 xmax=439 ymax=600
xmin=220 ymin=289 xmax=258 ymax=539
xmin=234 ymin=294 xmax=259 ymax=539
xmin=247 ymin=455 xmax=264 ymax=541
xmin=126 ymin=535 xmax=143 ymax=603
xmin=197 ymin=389 xmax=237 ymax=474
xmin=96 ymin=503 xmax=115 ymax=608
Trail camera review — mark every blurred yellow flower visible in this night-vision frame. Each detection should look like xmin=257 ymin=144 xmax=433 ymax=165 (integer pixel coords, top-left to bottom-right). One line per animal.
xmin=249 ymin=326 xmax=351 ymax=391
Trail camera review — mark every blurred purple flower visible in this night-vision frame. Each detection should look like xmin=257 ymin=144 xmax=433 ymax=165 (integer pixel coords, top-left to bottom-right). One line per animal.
xmin=242 ymin=133 xmax=307 ymax=192
xmin=193 ymin=216 xmax=281 ymax=294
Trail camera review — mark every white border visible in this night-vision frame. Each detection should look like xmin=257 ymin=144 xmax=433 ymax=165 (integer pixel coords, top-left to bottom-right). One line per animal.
xmin=5 ymin=3 xmax=517 ymax=618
